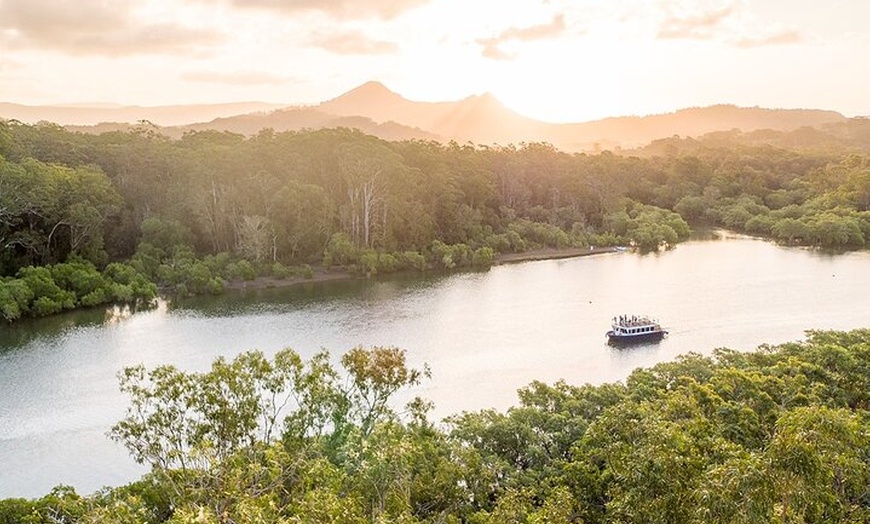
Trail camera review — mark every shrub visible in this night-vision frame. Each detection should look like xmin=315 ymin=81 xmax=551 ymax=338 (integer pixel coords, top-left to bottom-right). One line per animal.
xmin=506 ymin=230 xmax=526 ymax=251
xmin=130 ymin=279 xmax=157 ymax=302
xmin=472 ymin=247 xmax=495 ymax=267
xmin=183 ymin=261 xmax=213 ymax=292
xmin=50 ymin=260 xmax=106 ymax=300
xmin=359 ymin=250 xmax=379 ymax=276
xmin=399 ymin=251 xmax=427 ymax=271
xmin=484 ymin=233 xmax=511 ymax=253
xmin=110 ymin=283 xmax=134 ymax=303
xmin=271 ymin=262 xmax=293 ymax=279
xmin=203 ymin=252 xmax=233 ymax=276
xmin=104 ymin=263 xmax=137 ymax=285
xmin=16 ymin=266 xmax=75 ymax=312
xmin=378 ymin=253 xmax=400 ymax=273
xmin=509 ymin=219 xmax=572 ymax=249
xmin=0 ymin=279 xmax=34 ymax=321
xmin=323 ymin=233 xmax=357 ymax=268
xmin=32 ymin=296 xmax=64 ymax=317
xmin=80 ymin=288 xmax=108 ymax=307
xmin=226 ymin=260 xmax=256 ymax=281
xmin=207 ymin=277 xmax=225 ymax=295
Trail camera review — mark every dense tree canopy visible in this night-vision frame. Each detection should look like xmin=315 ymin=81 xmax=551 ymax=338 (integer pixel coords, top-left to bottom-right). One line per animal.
xmin=3 ymin=330 xmax=870 ymax=523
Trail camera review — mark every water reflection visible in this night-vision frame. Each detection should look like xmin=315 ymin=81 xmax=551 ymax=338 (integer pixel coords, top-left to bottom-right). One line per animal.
xmin=0 ymin=308 xmax=105 ymax=353
xmin=169 ymin=271 xmax=457 ymax=318
xmin=0 ymin=302 xmax=158 ymax=353
xmin=103 ymin=304 xmax=136 ymax=325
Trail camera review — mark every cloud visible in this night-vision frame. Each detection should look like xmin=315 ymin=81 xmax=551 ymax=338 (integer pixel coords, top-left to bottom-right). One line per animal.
xmin=181 ymin=70 xmax=292 ymax=85
xmin=478 ymin=14 xmax=567 ymax=61
xmin=230 ymin=0 xmax=430 ymax=20
xmin=0 ymin=0 xmax=222 ymax=56
xmin=309 ymin=30 xmax=398 ymax=55
xmin=735 ymin=29 xmax=803 ymax=48
xmin=478 ymin=39 xmax=515 ymax=61
xmin=657 ymin=4 xmax=735 ymax=40
xmin=501 ymin=14 xmax=568 ymax=41
xmin=653 ymin=1 xmax=805 ymax=48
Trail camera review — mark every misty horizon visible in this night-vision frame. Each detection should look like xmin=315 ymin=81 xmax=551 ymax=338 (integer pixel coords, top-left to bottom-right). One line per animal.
xmin=0 ymin=1 xmax=868 ymax=123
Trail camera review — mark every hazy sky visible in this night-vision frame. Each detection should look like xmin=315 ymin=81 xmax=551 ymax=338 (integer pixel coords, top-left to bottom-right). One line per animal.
xmin=0 ymin=0 xmax=867 ymax=122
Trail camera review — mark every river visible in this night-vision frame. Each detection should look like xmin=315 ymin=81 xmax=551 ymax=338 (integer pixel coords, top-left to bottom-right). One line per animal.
xmin=1 ymin=232 xmax=868 ymax=498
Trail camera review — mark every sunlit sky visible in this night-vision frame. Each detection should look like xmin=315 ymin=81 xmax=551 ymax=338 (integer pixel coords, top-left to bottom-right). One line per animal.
xmin=0 ymin=0 xmax=868 ymax=122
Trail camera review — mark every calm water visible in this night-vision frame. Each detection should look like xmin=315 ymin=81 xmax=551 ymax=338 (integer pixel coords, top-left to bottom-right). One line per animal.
xmin=1 ymin=232 xmax=869 ymax=498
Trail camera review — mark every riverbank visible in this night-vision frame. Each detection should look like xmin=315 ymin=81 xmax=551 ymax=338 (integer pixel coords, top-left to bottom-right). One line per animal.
xmin=6 ymin=234 xmax=869 ymax=500
xmin=495 ymin=245 xmax=621 ymax=264
xmin=224 ymin=246 xmax=622 ymax=292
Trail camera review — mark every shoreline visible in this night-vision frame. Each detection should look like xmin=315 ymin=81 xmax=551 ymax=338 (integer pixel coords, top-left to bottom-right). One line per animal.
xmin=224 ymin=246 xmax=622 ymax=292
xmin=494 ymin=245 xmax=620 ymax=264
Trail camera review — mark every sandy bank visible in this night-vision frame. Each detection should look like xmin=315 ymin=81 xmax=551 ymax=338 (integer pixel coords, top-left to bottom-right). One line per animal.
xmin=494 ymin=246 xmax=621 ymax=264
xmin=224 ymin=246 xmax=623 ymax=292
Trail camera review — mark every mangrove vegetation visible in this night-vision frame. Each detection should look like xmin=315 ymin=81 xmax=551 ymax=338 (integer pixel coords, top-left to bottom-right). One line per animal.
xmin=2 ymin=120 xmax=869 ymax=322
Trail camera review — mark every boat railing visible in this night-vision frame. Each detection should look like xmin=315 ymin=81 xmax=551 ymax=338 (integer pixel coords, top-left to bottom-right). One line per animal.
xmin=612 ymin=315 xmax=658 ymax=328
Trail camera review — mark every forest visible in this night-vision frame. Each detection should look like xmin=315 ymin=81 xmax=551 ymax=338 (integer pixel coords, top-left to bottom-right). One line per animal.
xmin=2 ymin=121 xmax=870 ymax=521
xmin=1 ymin=328 xmax=869 ymax=523
xmin=1 ymin=119 xmax=869 ymax=323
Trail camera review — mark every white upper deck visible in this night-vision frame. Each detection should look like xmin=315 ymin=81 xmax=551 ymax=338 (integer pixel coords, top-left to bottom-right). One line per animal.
xmin=612 ymin=314 xmax=658 ymax=328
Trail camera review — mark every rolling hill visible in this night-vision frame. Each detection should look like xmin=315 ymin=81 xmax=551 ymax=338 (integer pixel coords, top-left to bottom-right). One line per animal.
xmin=1 ymin=82 xmax=852 ymax=152
xmin=0 ymin=101 xmax=286 ymax=127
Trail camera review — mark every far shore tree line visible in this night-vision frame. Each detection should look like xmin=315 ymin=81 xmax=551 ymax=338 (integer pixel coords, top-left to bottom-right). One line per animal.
xmin=2 ymin=120 xmax=869 ymax=321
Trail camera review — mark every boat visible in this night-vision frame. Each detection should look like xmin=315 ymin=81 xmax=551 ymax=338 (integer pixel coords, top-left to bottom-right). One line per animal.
xmin=606 ymin=314 xmax=667 ymax=345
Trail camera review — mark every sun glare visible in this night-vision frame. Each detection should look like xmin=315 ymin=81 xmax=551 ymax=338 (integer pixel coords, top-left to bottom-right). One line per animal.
xmin=488 ymin=40 xmax=629 ymax=123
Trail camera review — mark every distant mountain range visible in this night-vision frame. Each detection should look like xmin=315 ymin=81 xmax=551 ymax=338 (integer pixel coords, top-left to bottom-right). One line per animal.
xmin=0 ymin=101 xmax=286 ymax=127
xmin=317 ymin=82 xmax=849 ymax=151
xmin=0 ymin=81 xmax=853 ymax=152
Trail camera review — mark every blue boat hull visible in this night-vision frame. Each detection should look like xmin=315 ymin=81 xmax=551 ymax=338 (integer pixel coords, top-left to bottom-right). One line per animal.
xmin=606 ymin=330 xmax=667 ymax=345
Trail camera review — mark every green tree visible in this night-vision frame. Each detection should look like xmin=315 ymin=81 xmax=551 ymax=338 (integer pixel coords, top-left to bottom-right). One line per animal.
xmin=336 ymin=346 xmax=430 ymax=438
xmin=766 ymin=407 xmax=869 ymax=522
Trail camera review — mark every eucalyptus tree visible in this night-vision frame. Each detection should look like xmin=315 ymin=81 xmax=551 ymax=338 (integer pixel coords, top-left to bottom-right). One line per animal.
xmin=110 ymin=345 xmax=430 ymax=522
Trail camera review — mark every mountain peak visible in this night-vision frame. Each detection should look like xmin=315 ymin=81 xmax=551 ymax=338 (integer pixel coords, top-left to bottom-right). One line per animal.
xmin=462 ymin=92 xmax=505 ymax=109
xmin=351 ymin=80 xmax=395 ymax=94
xmin=322 ymin=81 xmax=402 ymax=108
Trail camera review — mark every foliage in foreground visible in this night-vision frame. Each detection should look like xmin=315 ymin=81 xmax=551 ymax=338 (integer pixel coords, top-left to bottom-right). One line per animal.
xmin=3 ymin=331 xmax=870 ymax=523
